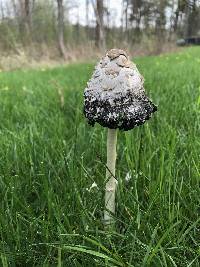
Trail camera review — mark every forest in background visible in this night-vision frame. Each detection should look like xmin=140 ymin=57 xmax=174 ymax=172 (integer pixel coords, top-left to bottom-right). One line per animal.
xmin=0 ymin=0 xmax=200 ymax=67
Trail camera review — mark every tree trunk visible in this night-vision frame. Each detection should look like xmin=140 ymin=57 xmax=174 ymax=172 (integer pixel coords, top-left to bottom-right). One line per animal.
xmin=132 ymin=0 xmax=141 ymax=36
xmin=57 ymin=0 xmax=67 ymax=60
xmin=124 ymin=0 xmax=130 ymax=43
xmin=173 ymin=9 xmax=179 ymax=32
xmin=155 ymin=1 xmax=166 ymax=40
xmin=0 ymin=0 xmax=5 ymax=20
xmin=184 ymin=0 xmax=197 ymax=38
xmin=184 ymin=1 xmax=190 ymax=38
xmin=95 ymin=0 xmax=105 ymax=51
xmin=24 ymin=0 xmax=31 ymax=32
xmin=18 ymin=0 xmax=32 ymax=43
xmin=85 ymin=0 xmax=89 ymax=38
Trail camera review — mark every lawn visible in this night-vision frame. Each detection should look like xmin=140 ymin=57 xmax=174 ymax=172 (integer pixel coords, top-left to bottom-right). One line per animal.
xmin=0 ymin=47 xmax=199 ymax=267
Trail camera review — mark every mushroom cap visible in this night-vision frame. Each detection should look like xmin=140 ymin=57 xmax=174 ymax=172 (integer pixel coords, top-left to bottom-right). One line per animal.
xmin=84 ymin=49 xmax=157 ymax=131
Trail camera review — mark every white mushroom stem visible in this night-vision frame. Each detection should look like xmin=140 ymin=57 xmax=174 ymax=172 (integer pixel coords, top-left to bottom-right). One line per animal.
xmin=104 ymin=128 xmax=118 ymax=226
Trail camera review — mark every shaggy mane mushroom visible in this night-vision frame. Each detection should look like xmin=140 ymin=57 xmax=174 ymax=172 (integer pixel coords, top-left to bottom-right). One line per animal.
xmin=84 ymin=49 xmax=157 ymax=226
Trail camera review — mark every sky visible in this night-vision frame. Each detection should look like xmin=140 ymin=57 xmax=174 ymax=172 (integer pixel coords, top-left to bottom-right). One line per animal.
xmin=0 ymin=0 xmax=123 ymax=27
xmin=68 ymin=0 xmax=122 ymax=27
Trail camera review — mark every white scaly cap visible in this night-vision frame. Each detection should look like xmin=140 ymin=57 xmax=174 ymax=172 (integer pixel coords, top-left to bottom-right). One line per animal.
xmin=84 ymin=49 xmax=157 ymax=131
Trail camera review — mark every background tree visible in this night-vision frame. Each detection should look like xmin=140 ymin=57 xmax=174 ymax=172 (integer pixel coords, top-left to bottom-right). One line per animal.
xmin=0 ymin=0 xmax=200 ymax=59
xmin=155 ymin=0 xmax=168 ymax=40
xmin=94 ymin=0 xmax=105 ymax=51
xmin=57 ymin=0 xmax=67 ymax=59
xmin=184 ymin=0 xmax=199 ymax=37
xmin=24 ymin=0 xmax=31 ymax=33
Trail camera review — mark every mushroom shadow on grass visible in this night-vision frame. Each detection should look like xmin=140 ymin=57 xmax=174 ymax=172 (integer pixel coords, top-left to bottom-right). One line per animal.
xmin=84 ymin=49 xmax=157 ymax=227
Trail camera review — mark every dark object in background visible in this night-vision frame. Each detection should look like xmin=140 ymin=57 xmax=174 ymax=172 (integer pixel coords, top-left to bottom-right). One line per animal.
xmin=177 ymin=36 xmax=200 ymax=46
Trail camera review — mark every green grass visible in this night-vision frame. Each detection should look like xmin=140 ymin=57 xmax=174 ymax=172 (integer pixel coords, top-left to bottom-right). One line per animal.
xmin=0 ymin=46 xmax=199 ymax=267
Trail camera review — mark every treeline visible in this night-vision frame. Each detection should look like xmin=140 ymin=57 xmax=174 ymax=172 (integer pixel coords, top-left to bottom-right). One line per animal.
xmin=0 ymin=0 xmax=200 ymax=58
